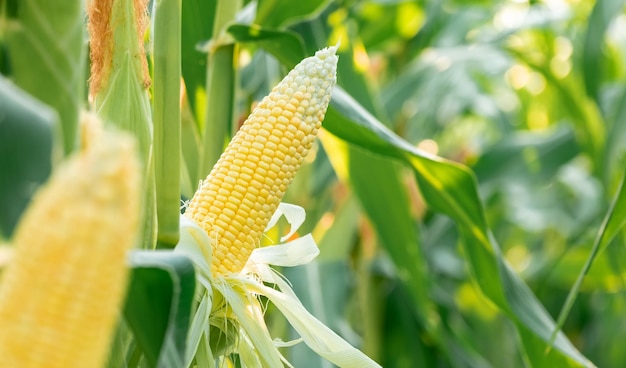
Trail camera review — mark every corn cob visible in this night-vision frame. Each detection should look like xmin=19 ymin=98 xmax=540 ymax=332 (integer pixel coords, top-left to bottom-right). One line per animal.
xmin=185 ymin=46 xmax=338 ymax=276
xmin=0 ymin=130 xmax=141 ymax=368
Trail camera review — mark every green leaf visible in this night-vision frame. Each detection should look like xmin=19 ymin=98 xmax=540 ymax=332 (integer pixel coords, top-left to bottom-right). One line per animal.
xmin=181 ymin=0 xmax=216 ymax=122
xmin=581 ymin=0 xmax=626 ymax=102
xmin=199 ymin=43 xmax=237 ymax=178
xmin=325 ymin=41 xmax=436 ymax=335
xmin=511 ymin=50 xmax=605 ymax=175
xmin=255 ymin=0 xmax=332 ymax=28
xmin=602 ymin=80 xmax=626 ymax=186
xmin=228 ymin=24 xmax=306 ymax=68
xmin=324 ymin=86 xmax=594 ymax=367
xmin=316 ymin=196 xmax=360 ymax=261
xmin=381 ymin=283 xmax=439 ymax=367
xmin=282 ymin=263 xmax=340 ymax=368
xmin=196 ymin=0 xmax=242 ymax=179
xmin=0 ymin=77 xmax=57 ymax=238
xmin=349 ymin=148 xmax=435 ymax=326
xmin=124 ymin=250 xmax=196 ymax=368
xmin=550 ymin=171 xmax=626 ymax=346
xmin=472 ymin=127 xmax=579 ymax=184
xmin=180 ymin=107 xmax=202 ymax=199
xmin=4 ymin=0 xmax=85 ymax=155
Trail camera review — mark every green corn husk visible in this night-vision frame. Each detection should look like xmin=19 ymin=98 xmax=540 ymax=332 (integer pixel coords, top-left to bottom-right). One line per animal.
xmin=87 ymin=0 xmax=155 ymax=249
xmin=87 ymin=0 xmax=152 ymax=163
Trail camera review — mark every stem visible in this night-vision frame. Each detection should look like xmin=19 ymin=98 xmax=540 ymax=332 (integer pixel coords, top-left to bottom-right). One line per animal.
xmin=153 ymin=0 xmax=182 ymax=248
xmin=198 ymin=0 xmax=242 ymax=178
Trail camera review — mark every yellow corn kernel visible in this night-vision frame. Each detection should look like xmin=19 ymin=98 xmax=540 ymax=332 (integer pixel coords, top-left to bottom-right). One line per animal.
xmin=185 ymin=46 xmax=338 ymax=276
xmin=0 ymin=130 xmax=141 ymax=368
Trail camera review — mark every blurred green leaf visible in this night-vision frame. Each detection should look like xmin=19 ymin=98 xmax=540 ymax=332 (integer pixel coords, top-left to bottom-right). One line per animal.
xmin=124 ymin=250 xmax=195 ymax=368
xmin=382 ymin=44 xmax=510 ymax=135
xmin=283 ymin=262 xmax=359 ymax=367
xmin=512 ymin=51 xmax=605 ymax=174
xmin=582 ymin=0 xmax=626 ymax=102
xmin=255 ymin=0 xmax=332 ymax=28
xmin=4 ymin=0 xmax=85 ymax=154
xmin=381 ymin=283 xmax=438 ymax=368
xmin=499 ymin=163 xmax=602 ymax=236
xmin=181 ymin=0 xmax=216 ymax=121
xmin=325 ymin=87 xmax=593 ymax=366
xmin=473 ymin=127 xmax=579 ymax=184
xmin=331 ymin=40 xmax=435 ymax=334
xmin=197 ymin=0 xmax=242 ymax=179
xmin=550 ymin=241 xmax=626 ymax=292
xmin=180 ymin=103 xmax=202 ymax=199
xmin=199 ymin=43 xmax=237 ymax=179
xmin=228 ymin=24 xmax=306 ymax=68
xmin=0 ymin=77 xmax=56 ymax=238
xmin=550 ymin=171 xmax=626 ymax=345
xmin=602 ymin=85 xmax=626 ymax=186
xmin=317 ymin=196 xmax=360 ymax=261
xmin=348 ymin=148 xmax=435 ymax=330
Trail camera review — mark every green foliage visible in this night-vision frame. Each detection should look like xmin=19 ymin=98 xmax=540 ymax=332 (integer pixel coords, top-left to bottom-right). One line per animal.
xmin=3 ymin=0 xmax=626 ymax=366
xmin=0 ymin=77 xmax=56 ymax=238
xmin=228 ymin=24 xmax=306 ymax=68
xmin=124 ymin=251 xmax=196 ymax=368
xmin=3 ymin=0 xmax=85 ymax=154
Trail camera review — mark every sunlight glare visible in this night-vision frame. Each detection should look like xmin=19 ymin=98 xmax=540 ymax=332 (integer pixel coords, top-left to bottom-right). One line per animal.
xmin=422 ymin=49 xmax=451 ymax=71
xmin=396 ymin=2 xmax=424 ymax=39
xmin=401 ymin=100 xmax=418 ymax=119
xmin=527 ymin=107 xmax=549 ymax=130
xmin=550 ymin=36 xmax=572 ymax=79
xmin=239 ymin=49 xmax=252 ymax=68
xmin=505 ymin=244 xmax=531 ymax=274
xmin=505 ymin=64 xmax=530 ymax=90
xmin=494 ymin=3 xmax=528 ymax=31
xmin=328 ymin=9 xmax=349 ymax=52
xmin=455 ymin=283 xmax=498 ymax=320
xmin=417 ymin=139 xmax=439 ymax=155
xmin=353 ymin=41 xmax=370 ymax=73
xmin=526 ymin=72 xmax=546 ymax=95
xmin=608 ymin=14 xmax=626 ymax=45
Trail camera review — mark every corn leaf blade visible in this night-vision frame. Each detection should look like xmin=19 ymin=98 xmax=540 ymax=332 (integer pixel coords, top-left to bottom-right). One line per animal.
xmin=581 ymin=0 xmax=626 ymax=102
xmin=325 ymin=86 xmax=593 ymax=367
xmin=550 ymin=171 xmax=626 ymax=345
xmin=181 ymin=0 xmax=216 ymax=122
xmin=4 ymin=0 xmax=85 ymax=154
xmin=227 ymin=24 xmax=306 ymax=68
xmin=124 ymin=250 xmax=196 ymax=368
xmin=255 ymin=0 xmax=333 ymax=27
xmin=0 ymin=77 xmax=56 ymax=238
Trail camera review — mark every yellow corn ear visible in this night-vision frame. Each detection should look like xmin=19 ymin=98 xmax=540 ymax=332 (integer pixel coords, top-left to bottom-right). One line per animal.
xmin=0 ymin=129 xmax=141 ymax=368
xmin=185 ymin=46 xmax=338 ymax=276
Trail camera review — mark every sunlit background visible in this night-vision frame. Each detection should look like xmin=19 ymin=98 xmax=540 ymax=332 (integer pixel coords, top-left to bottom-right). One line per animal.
xmin=229 ymin=0 xmax=626 ymax=366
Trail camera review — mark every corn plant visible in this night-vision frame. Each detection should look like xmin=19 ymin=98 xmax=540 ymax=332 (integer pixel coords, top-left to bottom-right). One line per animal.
xmin=2 ymin=0 xmax=626 ymax=367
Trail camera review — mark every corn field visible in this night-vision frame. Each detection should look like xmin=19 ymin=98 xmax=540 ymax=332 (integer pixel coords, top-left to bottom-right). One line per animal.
xmin=1 ymin=0 xmax=626 ymax=367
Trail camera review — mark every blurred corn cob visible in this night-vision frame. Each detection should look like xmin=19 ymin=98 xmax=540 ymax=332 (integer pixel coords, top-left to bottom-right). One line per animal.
xmin=185 ymin=46 xmax=338 ymax=276
xmin=0 ymin=128 xmax=141 ymax=367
